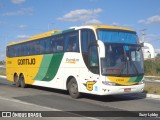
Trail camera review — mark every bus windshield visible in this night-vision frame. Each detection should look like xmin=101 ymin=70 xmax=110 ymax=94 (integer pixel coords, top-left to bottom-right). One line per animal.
xmin=97 ymin=29 xmax=144 ymax=76
xmin=97 ymin=29 xmax=138 ymax=44
xmin=101 ymin=43 xmax=144 ymax=76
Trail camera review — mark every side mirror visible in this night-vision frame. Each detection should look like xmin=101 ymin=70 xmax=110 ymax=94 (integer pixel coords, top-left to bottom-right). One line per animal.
xmin=97 ymin=40 xmax=105 ymax=58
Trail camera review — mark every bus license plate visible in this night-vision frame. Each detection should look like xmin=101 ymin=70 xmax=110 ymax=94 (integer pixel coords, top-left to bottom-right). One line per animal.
xmin=124 ymin=88 xmax=131 ymax=92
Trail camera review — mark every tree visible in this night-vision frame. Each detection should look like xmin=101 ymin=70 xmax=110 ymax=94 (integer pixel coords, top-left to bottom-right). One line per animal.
xmin=0 ymin=60 xmax=5 ymax=65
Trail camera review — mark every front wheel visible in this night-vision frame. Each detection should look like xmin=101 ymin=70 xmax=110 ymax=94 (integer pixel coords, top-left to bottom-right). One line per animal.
xmin=68 ymin=78 xmax=81 ymax=99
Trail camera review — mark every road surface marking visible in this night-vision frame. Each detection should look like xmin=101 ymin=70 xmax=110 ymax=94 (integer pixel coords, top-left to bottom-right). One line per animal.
xmin=0 ymin=96 xmax=100 ymax=120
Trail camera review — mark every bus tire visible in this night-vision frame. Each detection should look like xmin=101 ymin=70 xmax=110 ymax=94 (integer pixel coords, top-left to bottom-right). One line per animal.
xmin=19 ymin=74 xmax=26 ymax=88
xmin=67 ymin=78 xmax=81 ymax=99
xmin=14 ymin=74 xmax=20 ymax=87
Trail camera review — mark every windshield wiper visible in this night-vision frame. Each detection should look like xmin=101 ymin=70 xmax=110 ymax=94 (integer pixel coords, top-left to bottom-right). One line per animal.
xmin=130 ymin=60 xmax=139 ymax=76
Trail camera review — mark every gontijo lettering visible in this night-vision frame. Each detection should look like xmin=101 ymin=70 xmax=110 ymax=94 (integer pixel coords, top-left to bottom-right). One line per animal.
xmin=18 ymin=58 xmax=36 ymax=65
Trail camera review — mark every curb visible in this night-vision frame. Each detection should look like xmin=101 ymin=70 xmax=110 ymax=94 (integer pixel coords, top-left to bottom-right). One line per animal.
xmin=146 ymin=94 xmax=160 ymax=99
xmin=0 ymin=75 xmax=160 ymax=99
xmin=143 ymin=79 xmax=160 ymax=83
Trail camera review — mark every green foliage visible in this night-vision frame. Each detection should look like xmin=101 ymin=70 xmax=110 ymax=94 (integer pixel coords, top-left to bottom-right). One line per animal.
xmin=144 ymin=84 xmax=160 ymax=95
xmin=0 ymin=69 xmax=6 ymax=76
xmin=0 ymin=60 xmax=5 ymax=65
xmin=144 ymin=59 xmax=160 ymax=76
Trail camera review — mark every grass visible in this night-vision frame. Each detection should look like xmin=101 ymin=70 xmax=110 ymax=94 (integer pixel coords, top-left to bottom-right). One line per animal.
xmin=144 ymin=83 xmax=160 ymax=95
xmin=144 ymin=77 xmax=160 ymax=80
xmin=0 ymin=69 xmax=6 ymax=76
xmin=144 ymin=59 xmax=160 ymax=76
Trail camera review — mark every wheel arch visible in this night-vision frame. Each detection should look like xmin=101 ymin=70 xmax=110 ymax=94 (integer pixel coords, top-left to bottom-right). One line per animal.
xmin=13 ymin=73 xmax=18 ymax=80
xmin=19 ymin=73 xmax=24 ymax=78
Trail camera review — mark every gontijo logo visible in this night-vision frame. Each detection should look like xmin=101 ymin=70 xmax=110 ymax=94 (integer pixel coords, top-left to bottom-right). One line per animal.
xmin=18 ymin=58 xmax=36 ymax=65
xmin=83 ymin=81 xmax=96 ymax=91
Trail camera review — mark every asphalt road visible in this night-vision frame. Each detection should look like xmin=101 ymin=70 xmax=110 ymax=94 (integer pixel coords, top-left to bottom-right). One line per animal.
xmin=0 ymin=77 xmax=160 ymax=120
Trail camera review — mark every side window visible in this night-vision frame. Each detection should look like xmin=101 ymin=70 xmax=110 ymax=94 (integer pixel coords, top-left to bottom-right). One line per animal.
xmin=19 ymin=44 xmax=22 ymax=56
xmin=56 ymin=40 xmax=64 ymax=52
xmin=66 ymin=31 xmax=79 ymax=52
xmin=7 ymin=46 xmax=12 ymax=57
xmin=35 ymin=41 xmax=40 ymax=55
xmin=45 ymin=38 xmax=51 ymax=54
xmin=6 ymin=47 xmax=9 ymax=57
xmin=53 ymin=35 xmax=64 ymax=53
xmin=26 ymin=42 xmax=30 ymax=55
xmin=40 ymin=39 xmax=45 ymax=54
xmin=16 ymin=45 xmax=20 ymax=57
xmin=81 ymin=29 xmax=96 ymax=53
xmin=81 ymin=29 xmax=96 ymax=69
xmin=23 ymin=43 xmax=27 ymax=56
xmin=89 ymin=46 xmax=99 ymax=74
xmin=29 ymin=42 xmax=33 ymax=55
xmin=51 ymin=37 xmax=56 ymax=53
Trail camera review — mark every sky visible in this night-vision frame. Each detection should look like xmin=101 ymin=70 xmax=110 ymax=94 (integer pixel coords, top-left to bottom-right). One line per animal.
xmin=0 ymin=0 xmax=160 ymax=60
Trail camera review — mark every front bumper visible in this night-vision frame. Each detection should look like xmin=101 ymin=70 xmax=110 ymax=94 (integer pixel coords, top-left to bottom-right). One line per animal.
xmin=101 ymin=83 xmax=145 ymax=95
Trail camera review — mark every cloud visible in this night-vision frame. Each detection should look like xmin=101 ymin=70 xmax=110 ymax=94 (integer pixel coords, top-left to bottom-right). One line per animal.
xmin=17 ymin=35 xmax=29 ymax=39
xmin=57 ymin=8 xmax=102 ymax=22
xmin=144 ymin=34 xmax=160 ymax=42
xmin=2 ymin=8 xmax=33 ymax=16
xmin=138 ymin=15 xmax=160 ymax=24
xmin=85 ymin=19 xmax=102 ymax=25
xmin=18 ymin=24 xmax=27 ymax=28
xmin=11 ymin=0 xmax=25 ymax=4
xmin=111 ymin=22 xmax=135 ymax=28
xmin=111 ymin=22 xmax=120 ymax=26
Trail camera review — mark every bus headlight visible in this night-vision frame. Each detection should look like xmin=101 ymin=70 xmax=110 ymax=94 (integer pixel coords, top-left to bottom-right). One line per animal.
xmin=102 ymin=81 xmax=116 ymax=86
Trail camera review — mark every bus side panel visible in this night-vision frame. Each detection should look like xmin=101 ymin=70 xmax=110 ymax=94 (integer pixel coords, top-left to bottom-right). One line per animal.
xmin=34 ymin=53 xmax=82 ymax=90
xmin=6 ymin=55 xmax=43 ymax=85
xmin=32 ymin=53 xmax=64 ymax=88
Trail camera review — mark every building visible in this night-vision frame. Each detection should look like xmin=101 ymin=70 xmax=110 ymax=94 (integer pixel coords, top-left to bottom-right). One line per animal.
xmin=143 ymin=42 xmax=155 ymax=60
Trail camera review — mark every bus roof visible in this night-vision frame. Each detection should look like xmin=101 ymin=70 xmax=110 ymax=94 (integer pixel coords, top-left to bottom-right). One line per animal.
xmin=7 ymin=30 xmax=60 ymax=46
xmin=77 ymin=24 xmax=136 ymax=32
xmin=7 ymin=24 xmax=136 ymax=46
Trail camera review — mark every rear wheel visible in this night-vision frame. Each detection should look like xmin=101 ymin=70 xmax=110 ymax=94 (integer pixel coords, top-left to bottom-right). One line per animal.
xmin=14 ymin=74 xmax=20 ymax=87
xmin=19 ymin=74 xmax=26 ymax=88
xmin=67 ymin=78 xmax=81 ymax=98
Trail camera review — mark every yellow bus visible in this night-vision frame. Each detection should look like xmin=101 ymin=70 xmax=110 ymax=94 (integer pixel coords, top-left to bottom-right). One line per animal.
xmin=6 ymin=25 xmax=144 ymax=98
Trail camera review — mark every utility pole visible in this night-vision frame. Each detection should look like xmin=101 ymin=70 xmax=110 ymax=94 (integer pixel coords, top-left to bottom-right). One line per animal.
xmin=141 ymin=29 xmax=146 ymax=43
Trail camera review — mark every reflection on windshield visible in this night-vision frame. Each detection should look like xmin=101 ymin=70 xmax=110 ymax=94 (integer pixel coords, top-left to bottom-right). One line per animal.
xmin=101 ymin=44 xmax=144 ymax=76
